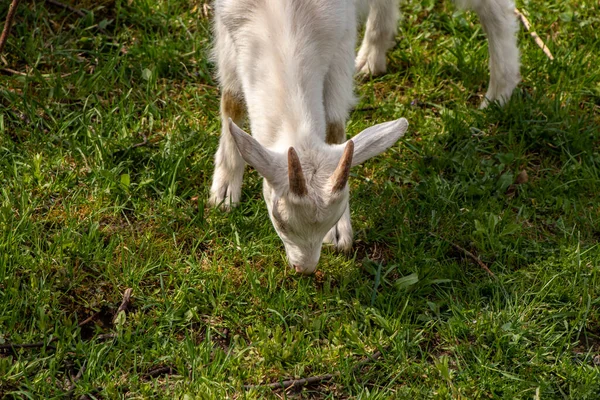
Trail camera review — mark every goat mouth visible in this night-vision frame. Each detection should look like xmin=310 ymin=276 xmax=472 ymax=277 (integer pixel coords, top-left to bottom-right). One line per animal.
xmin=293 ymin=264 xmax=317 ymax=275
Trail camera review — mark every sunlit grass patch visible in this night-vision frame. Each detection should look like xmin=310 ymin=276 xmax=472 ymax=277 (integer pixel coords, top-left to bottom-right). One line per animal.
xmin=1 ymin=0 xmax=600 ymax=398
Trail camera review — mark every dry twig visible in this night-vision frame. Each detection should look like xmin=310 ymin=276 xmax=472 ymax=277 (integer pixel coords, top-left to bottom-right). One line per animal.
xmin=244 ymin=374 xmax=336 ymax=390
xmin=0 ymin=337 xmax=58 ymax=352
xmin=96 ymin=333 xmax=119 ymax=341
xmin=0 ymin=329 xmax=134 ymax=356
xmin=0 ymin=0 xmax=21 ymax=53
xmin=143 ymin=366 xmax=178 ymax=379
xmin=66 ymin=362 xmax=87 ymax=392
xmin=1 ymin=67 xmax=26 ymax=76
xmin=78 ymin=311 xmax=101 ymax=327
xmin=113 ymin=288 xmax=133 ymax=324
xmin=515 ymin=8 xmax=554 ymax=60
xmin=355 ymin=350 xmax=383 ymax=368
xmin=131 ymin=137 xmax=148 ymax=149
xmin=429 ymin=232 xmax=495 ymax=277
xmin=243 ymin=347 xmax=385 ymax=391
xmin=2 ymin=67 xmax=76 ymax=78
xmin=45 ymin=0 xmax=86 ymax=18
xmin=0 ymin=333 xmax=120 ymax=353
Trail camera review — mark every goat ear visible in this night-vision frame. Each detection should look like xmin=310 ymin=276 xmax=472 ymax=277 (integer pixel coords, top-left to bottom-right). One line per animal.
xmin=350 ymin=118 xmax=408 ymax=167
xmin=228 ymin=119 xmax=280 ymax=183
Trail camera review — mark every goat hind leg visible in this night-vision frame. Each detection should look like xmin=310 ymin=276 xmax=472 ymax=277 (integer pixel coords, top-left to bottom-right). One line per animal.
xmin=209 ymin=91 xmax=246 ymax=210
xmin=461 ymin=0 xmax=521 ymax=107
xmin=356 ymin=0 xmax=400 ymax=75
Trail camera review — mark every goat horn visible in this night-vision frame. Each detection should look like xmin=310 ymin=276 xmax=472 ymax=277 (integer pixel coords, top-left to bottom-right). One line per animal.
xmin=288 ymin=147 xmax=308 ymax=197
xmin=331 ymin=140 xmax=354 ymax=193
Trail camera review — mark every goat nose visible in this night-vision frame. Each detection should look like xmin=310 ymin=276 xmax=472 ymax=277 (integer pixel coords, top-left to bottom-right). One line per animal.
xmin=294 ymin=264 xmax=316 ymax=275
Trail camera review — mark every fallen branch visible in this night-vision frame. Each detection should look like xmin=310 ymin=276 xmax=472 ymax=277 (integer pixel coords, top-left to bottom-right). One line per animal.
xmin=131 ymin=136 xmax=149 ymax=149
xmin=0 ymin=332 xmax=119 ymax=353
xmin=45 ymin=0 xmax=86 ymax=18
xmin=429 ymin=232 xmax=495 ymax=278
xmin=95 ymin=328 xmax=144 ymax=342
xmin=244 ymin=374 xmax=336 ymax=391
xmin=1 ymin=67 xmax=26 ymax=76
xmin=113 ymin=288 xmax=133 ymax=324
xmin=96 ymin=333 xmax=119 ymax=341
xmin=0 ymin=329 xmax=137 ymax=355
xmin=78 ymin=311 xmax=101 ymax=327
xmin=244 ymin=347 xmax=385 ymax=391
xmin=1 ymin=67 xmax=76 ymax=79
xmin=72 ymin=364 xmax=86 ymax=382
xmin=0 ymin=337 xmax=58 ymax=352
xmin=515 ymin=8 xmax=554 ymax=61
xmin=128 ymin=134 xmax=165 ymax=151
xmin=77 ymin=388 xmax=103 ymax=400
xmin=143 ymin=366 xmax=178 ymax=379
xmin=66 ymin=362 xmax=87 ymax=392
xmin=0 ymin=0 xmax=21 ymax=53
xmin=355 ymin=350 xmax=383 ymax=369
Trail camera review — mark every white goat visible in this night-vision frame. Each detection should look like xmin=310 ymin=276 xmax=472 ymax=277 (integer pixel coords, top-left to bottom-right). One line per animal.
xmin=209 ymin=0 xmax=409 ymax=274
xmin=356 ymin=0 xmax=521 ymax=108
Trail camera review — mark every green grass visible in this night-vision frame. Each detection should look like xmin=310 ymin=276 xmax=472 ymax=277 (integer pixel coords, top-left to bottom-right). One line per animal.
xmin=1 ymin=0 xmax=599 ymax=398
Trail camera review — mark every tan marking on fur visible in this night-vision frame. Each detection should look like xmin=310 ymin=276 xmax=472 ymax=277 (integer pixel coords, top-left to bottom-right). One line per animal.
xmin=221 ymin=91 xmax=246 ymax=122
xmin=326 ymin=121 xmax=345 ymax=144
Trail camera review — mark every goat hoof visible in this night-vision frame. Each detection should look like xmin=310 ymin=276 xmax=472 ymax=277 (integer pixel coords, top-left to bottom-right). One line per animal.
xmin=480 ymin=77 xmax=520 ymax=109
xmin=324 ymin=226 xmax=353 ymax=253
xmin=355 ymin=50 xmax=387 ymax=76
xmin=208 ymin=184 xmax=240 ymax=211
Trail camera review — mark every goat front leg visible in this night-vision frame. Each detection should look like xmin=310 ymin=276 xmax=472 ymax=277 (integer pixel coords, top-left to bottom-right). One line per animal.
xmin=324 ymin=202 xmax=353 ymax=253
xmin=209 ymin=91 xmax=246 ymax=210
xmin=466 ymin=0 xmax=521 ymax=108
xmin=324 ymin=33 xmax=355 ymax=252
xmin=356 ymin=0 xmax=400 ymax=75
xmin=324 ymin=122 xmax=353 ymax=253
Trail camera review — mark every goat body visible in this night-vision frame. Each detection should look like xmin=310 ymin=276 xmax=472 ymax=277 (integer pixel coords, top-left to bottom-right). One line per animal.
xmin=210 ymin=0 xmax=408 ymax=274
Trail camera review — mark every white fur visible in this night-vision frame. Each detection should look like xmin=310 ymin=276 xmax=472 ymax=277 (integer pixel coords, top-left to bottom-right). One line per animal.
xmin=210 ymin=0 xmax=408 ymax=274
xmin=356 ymin=0 xmax=521 ymax=107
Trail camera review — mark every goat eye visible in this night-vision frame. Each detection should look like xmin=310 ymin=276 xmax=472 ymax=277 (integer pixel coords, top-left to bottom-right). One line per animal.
xmin=272 ymin=203 xmax=287 ymax=229
xmin=272 ymin=214 xmax=288 ymax=234
xmin=274 ymin=220 xmax=288 ymax=234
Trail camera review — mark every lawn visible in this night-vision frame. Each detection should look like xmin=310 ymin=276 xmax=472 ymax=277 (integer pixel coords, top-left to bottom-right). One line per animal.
xmin=1 ymin=0 xmax=599 ymax=398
